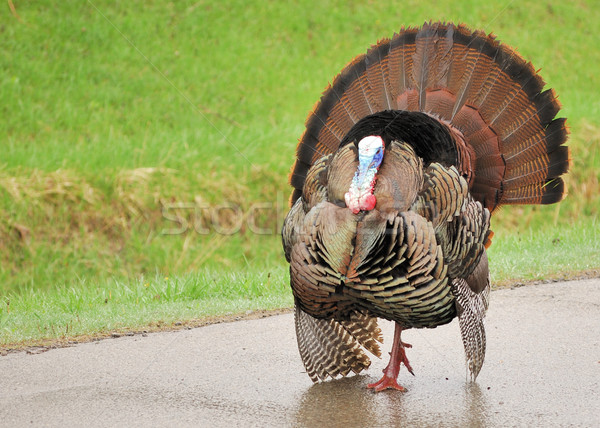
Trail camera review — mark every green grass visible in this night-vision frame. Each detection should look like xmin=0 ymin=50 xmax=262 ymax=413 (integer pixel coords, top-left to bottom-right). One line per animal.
xmin=2 ymin=1 xmax=599 ymax=172
xmin=488 ymin=217 xmax=599 ymax=284
xmin=0 ymin=268 xmax=293 ymax=346
xmin=0 ymin=1 xmax=599 ymax=346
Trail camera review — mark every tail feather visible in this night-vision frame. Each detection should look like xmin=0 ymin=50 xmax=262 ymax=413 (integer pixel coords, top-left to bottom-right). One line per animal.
xmin=459 ymin=39 xmax=503 ymax=111
xmin=412 ymin=21 xmax=453 ymax=109
xmin=504 ymin=118 xmax=568 ymax=167
xmin=290 ymin=22 xmax=569 ymax=212
xmin=294 ymin=304 xmax=382 ymax=382
xmin=447 ymin=31 xmax=488 ymax=119
xmin=365 ymin=40 xmax=393 ymax=110
xmin=500 ymin=92 xmax=558 ymax=155
xmin=502 ymin=178 xmax=566 ymax=205
xmin=387 ymin=28 xmax=417 ymax=101
xmin=339 ymin=312 xmax=383 ymax=356
xmin=452 ymin=276 xmax=490 ymax=380
xmin=504 ymin=146 xmax=570 ymax=188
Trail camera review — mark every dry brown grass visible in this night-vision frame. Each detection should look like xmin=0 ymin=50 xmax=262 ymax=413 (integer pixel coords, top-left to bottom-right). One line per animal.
xmin=0 ymin=164 xmax=287 ymax=290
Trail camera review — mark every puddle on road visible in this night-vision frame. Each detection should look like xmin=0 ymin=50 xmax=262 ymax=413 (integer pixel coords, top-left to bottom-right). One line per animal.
xmin=293 ymin=375 xmax=491 ymax=427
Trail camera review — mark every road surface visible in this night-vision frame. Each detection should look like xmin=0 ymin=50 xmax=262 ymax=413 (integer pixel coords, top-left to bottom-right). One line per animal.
xmin=1 ymin=279 xmax=599 ymax=427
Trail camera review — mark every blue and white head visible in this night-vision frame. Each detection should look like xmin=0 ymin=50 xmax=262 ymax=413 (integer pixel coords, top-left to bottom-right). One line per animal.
xmin=344 ymin=135 xmax=385 ymax=214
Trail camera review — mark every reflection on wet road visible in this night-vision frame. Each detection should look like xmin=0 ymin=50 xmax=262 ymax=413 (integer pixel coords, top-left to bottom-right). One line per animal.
xmin=1 ymin=279 xmax=599 ymax=427
xmin=295 ymin=379 xmax=492 ymax=427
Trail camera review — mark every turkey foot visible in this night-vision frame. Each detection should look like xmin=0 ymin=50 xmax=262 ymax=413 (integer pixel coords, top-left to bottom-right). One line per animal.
xmin=367 ymin=323 xmax=414 ymax=392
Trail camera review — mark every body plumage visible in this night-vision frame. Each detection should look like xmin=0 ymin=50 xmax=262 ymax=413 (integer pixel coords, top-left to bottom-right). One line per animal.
xmin=282 ymin=22 xmax=569 ymax=391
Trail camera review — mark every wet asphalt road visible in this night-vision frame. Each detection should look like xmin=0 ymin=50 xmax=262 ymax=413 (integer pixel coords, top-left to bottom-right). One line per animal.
xmin=1 ymin=279 xmax=599 ymax=427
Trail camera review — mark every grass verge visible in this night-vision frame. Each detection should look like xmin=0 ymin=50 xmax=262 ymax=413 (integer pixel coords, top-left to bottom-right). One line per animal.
xmin=488 ymin=217 xmax=600 ymax=285
xmin=1 ymin=268 xmax=293 ymax=348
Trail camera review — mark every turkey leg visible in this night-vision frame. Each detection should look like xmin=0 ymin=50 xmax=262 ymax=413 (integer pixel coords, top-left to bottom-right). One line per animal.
xmin=367 ymin=322 xmax=414 ymax=392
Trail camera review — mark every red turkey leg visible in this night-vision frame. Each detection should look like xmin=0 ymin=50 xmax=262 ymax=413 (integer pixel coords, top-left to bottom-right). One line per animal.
xmin=367 ymin=323 xmax=414 ymax=392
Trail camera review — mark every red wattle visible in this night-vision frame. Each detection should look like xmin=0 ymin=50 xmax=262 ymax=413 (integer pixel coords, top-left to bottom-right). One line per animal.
xmin=345 ymin=192 xmax=361 ymax=214
xmin=360 ymin=194 xmax=377 ymax=211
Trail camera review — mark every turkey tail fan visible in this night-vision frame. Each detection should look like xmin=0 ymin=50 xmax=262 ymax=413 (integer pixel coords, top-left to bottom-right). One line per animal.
xmin=294 ymin=305 xmax=383 ymax=382
xmin=289 ymin=22 xmax=569 ymax=212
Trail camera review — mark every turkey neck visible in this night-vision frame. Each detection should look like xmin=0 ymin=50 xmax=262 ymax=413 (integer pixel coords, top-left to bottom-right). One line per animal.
xmin=319 ymin=142 xmax=424 ymax=281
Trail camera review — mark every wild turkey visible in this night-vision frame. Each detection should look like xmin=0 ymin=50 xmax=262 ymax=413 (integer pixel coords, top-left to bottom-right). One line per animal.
xmin=282 ymin=22 xmax=569 ymax=391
